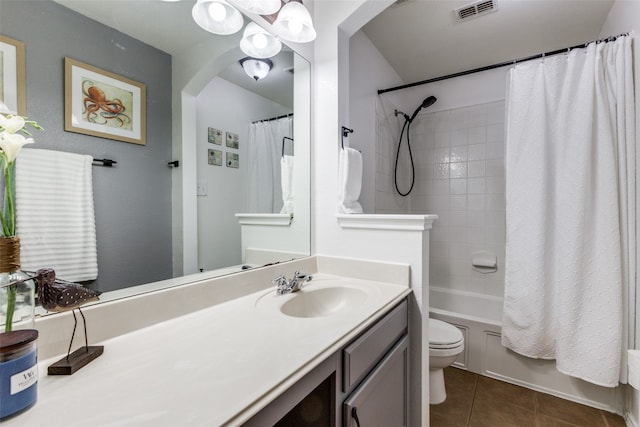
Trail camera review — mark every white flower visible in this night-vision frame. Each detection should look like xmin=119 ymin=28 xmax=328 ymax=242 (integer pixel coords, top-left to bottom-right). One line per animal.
xmin=0 ymin=114 xmax=26 ymax=134
xmin=0 ymin=132 xmax=34 ymax=163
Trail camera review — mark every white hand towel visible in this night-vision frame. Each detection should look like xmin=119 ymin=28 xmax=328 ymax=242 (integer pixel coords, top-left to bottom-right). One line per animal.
xmin=15 ymin=148 xmax=98 ymax=282
xmin=337 ymin=148 xmax=363 ymax=214
xmin=280 ymin=155 xmax=294 ymax=215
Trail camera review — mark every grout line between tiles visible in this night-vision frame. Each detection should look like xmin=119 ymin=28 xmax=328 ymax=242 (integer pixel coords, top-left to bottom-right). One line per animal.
xmin=466 ymin=372 xmax=479 ymax=426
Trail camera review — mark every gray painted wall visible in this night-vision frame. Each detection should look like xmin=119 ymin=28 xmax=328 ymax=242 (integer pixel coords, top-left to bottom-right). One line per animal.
xmin=1 ymin=0 xmax=173 ymax=292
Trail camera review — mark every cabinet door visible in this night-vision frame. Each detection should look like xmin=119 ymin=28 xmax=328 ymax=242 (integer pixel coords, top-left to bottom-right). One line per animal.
xmin=343 ymin=336 xmax=408 ymax=427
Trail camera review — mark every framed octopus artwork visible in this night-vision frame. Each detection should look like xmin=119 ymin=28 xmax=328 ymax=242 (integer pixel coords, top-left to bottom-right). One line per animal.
xmin=64 ymin=57 xmax=146 ymax=145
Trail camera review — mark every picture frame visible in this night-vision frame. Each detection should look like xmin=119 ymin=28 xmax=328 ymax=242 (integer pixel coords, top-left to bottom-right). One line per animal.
xmin=208 ymin=127 xmax=222 ymax=145
xmin=226 ymin=131 xmax=239 ymax=149
xmin=0 ymin=35 xmax=26 ymax=116
xmin=226 ymin=152 xmax=239 ymax=168
xmin=64 ymin=57 xmax=146 ymax=145
xmin=208 ymin=148 xmax=222 ymax=166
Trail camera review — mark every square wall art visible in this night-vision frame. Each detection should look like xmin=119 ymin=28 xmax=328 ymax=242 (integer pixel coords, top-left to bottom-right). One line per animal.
xmin=226 ymin=131 xmax=239 ymax=149
xmin=226 ymin=152 xmax=239 ymax=168
xmin=208 ymin=127 xmax=222 ymax=145
xmin=208 ymin=149 xmax=222 ymax=166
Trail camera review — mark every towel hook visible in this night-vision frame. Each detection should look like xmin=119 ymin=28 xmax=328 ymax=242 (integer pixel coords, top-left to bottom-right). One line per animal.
xmin=341 ymin=126 xmax=354 ymax=149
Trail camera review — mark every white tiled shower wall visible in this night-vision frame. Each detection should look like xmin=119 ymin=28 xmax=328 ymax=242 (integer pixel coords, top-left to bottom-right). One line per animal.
xmin=375 ymin=101 xmax=507 ymax=297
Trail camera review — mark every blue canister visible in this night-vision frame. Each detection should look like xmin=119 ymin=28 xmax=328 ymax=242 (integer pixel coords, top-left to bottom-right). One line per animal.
xmin=0 ymin=329 xmax=38 ymax=419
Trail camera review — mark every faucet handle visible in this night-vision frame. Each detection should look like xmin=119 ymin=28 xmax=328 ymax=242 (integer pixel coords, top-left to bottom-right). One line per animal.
xmin=271 ymin=274 xmax=287 ymax=284
xmin=272 ymin=275 xmax=289 ymax=294
xmin=272 ymin=275 xmax=288 ymax=286
xmin=294 ymin=271 xmax=312 ymax=281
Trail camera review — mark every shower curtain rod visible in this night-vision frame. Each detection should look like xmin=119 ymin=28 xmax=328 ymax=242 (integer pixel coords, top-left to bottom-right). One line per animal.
xmin=251 ymin=112 xmax=293 ymax=124
xmin=377 ymin=32 xmax=630 ymax=95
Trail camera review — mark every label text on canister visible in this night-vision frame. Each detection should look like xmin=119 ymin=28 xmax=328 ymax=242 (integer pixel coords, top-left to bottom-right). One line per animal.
xmin=10 ymin=365 xmax=38 ymax=395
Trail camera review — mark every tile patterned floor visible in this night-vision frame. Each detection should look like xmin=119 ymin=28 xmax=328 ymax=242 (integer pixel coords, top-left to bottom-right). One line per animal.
xmin=430 ymin=368 xmax=627 ymax=427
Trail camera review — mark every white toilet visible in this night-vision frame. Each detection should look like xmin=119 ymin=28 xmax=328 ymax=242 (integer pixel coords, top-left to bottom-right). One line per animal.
xmin=429 ymin=318 xmax=464 ymax=404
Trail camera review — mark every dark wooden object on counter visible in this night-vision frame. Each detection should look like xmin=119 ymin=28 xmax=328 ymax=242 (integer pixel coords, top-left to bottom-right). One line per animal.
xmin=27 ymin=269 xmax=104 ymax=375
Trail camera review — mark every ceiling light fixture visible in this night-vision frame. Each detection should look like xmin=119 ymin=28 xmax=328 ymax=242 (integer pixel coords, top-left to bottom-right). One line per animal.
xmin=240 ymin=22 xmax=282 ymax=58
xmin=240 ymin=57 xmax=273 ymax=81
xmin=233 ymin=0 xmax=281 ymax=15
xmin=192 ymin=0 xmax=244 ymax=35
xmin=272 ymin=0 xmax=316 ymax=43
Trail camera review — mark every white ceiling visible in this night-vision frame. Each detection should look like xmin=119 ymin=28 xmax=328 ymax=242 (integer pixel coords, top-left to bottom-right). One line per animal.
xmin=362 ymin=0 xmax=616 ymax=85
xmin=53 ymin=0 xmax=294 ymax=108
xmin=53 ymin=0 xmax=617 ymax=101
xmin=54 ymin=0 xmax=213 ymax=55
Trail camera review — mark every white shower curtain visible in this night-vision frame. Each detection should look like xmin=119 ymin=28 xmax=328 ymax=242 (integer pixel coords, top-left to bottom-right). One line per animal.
xmin=245 ymin=116 xmax=293 ymax=213
xmin=502 ymin=36 xmax=635 ymax=387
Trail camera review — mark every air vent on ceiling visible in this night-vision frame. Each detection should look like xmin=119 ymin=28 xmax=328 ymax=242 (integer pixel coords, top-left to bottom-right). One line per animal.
xmin=454 ymin=0 xmax=498 ymax=22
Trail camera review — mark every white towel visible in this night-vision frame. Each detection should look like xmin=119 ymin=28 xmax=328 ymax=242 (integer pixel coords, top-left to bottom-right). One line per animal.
xmin=280 ymin=155 xmax=294 ymax=215
xmin=15 ymin=148 xmax=98 ymax=282
xmin=337 ymin=148 xmax=363 ymax=214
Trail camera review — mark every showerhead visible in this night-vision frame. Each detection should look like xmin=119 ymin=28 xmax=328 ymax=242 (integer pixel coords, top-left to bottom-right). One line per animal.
xmin=409 ymin=95 xmax=437 ymax=122
xmin=421 ymin=96 xmax=437 ymax=109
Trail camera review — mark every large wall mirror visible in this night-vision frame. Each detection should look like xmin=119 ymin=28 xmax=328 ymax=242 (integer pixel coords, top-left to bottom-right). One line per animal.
xmin=0 ymin=0 xmax=311 ymax=307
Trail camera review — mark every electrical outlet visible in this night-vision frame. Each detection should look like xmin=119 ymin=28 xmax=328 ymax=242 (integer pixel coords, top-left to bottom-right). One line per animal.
xmin=197 ymin=181 xmax=208 ymax=196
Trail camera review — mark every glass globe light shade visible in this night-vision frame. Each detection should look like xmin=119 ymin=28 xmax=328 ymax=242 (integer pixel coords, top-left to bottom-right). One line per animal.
xmin=240 ymin=57 xmax=273 ymax=81
xmin=240 ymin=22 xmax=282 ymax=58
xmin=192 ymin=0 xmax=243 ymax=35
xmin=272 ymin=1 xmax=316 ymax=43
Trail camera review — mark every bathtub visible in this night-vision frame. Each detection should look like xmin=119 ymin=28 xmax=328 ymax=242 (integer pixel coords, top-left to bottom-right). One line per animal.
xmin=428 ymin=286 xmax=624 ymax=414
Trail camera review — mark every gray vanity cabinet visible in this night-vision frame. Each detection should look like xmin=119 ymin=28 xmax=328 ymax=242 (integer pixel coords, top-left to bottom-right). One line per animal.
xmin=343 ymin=336 xmax=409 ymax=427
xmin=243 ymin=299 xmax=408 ymax=427
xmin=342 ymin=301 xmax=409 ymax=427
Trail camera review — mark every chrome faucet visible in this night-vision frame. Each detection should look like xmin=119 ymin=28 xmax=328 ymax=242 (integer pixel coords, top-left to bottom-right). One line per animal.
xmin=273 ymin=271 xmax=313 ymax=295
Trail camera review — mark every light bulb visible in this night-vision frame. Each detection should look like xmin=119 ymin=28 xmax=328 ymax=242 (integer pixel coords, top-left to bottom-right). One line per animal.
xmin=288 ymin=20 xmax=303 ymax=36
xmin=208 ymin=2 xmax=227 ymax=21
xmin=252 ymin=33 xmax=268 ymax=49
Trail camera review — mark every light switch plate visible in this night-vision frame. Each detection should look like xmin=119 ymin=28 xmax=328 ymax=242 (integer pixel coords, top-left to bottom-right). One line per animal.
xmin=197 ymin=181 xmax=208 ymax=196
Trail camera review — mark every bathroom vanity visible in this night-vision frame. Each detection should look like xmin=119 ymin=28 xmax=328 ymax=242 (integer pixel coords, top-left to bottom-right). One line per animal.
xmin=3 ymin=256 xmax=411 ymax=426
xmin=245 ymin=299 xmax=409 ymax=426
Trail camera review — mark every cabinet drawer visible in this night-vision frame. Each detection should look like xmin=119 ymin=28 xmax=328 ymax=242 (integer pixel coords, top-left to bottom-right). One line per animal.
xmin=343 ymin=335 xmax=409 ymax=427
xmin=343 ymin=300 xmax=407 ymax=391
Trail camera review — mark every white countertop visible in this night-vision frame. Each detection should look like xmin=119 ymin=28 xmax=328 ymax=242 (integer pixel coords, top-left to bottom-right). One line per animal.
xmin=7 ymin=273 xmax=410 ymax=426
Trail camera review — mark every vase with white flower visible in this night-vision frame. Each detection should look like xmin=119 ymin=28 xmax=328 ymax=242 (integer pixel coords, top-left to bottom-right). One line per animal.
xmin=0 ymin=113 xmax=42 ymax=332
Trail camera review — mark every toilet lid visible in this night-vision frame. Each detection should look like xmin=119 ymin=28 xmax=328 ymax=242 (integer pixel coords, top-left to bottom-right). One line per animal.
xmin=429 ymin=318 xmax=463 ymax=349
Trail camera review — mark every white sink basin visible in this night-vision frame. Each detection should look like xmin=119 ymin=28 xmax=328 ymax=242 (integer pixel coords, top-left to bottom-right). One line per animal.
xmin=255 ymin=280 xmax=372 ymax=318
xmin=280 ymin=287 xmax=367 ymax=318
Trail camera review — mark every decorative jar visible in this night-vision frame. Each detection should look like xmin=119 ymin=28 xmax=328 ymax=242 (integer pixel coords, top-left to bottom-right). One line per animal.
xmin=0 ymin=329 xmax=38 ymax=419
xmin=0 ymin=236 xmax=35 ymax=332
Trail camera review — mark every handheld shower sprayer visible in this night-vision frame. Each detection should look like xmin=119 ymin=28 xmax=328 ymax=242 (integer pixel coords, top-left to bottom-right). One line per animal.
xmin=394 ymin=96 xmax=438 ymax=196
xmin=409 ymin=96 xmax=437 ymax=123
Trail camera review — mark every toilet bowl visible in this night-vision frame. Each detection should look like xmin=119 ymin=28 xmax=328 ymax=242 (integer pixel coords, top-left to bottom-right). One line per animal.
xmin=429 ymin=318 xmax=464 ymax=404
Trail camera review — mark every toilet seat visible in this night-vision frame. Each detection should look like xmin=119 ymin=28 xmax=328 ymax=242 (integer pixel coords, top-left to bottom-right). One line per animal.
xmin=429 ymin=318 xmax=463 ymax=350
